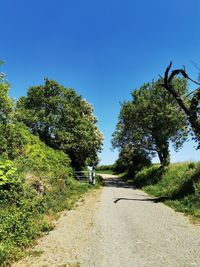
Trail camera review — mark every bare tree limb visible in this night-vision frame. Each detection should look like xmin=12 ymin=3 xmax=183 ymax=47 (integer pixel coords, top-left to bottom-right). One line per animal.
xmin=161 ymin=62 xmax=200 ymax=147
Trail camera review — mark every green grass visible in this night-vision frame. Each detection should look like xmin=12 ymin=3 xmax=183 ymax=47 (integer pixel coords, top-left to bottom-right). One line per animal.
xmin=96 ymin=169 xmax=125 ymax=178
xmin=130 ymin=162 xmax=200 ymax=222
xmin=96 ymin=169 xmax=114 ymax=175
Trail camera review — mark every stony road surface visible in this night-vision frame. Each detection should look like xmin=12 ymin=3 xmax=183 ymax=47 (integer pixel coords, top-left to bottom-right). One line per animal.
xmin=13 ymin=174 xmax=200 ymax=267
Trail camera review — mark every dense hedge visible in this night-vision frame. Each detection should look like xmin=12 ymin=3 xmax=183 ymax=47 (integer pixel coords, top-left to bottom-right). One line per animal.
xmin=0 ymin=123 xmax=94 ymax=265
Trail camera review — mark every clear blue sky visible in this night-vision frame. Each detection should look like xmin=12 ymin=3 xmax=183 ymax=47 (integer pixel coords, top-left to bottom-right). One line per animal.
xmin=1 ymin=0 xmax=200 ymax=164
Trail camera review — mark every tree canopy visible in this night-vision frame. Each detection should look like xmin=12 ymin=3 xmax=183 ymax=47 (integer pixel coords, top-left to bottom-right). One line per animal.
xmin=113 ymin=147 xmax=151 ymax=175
xmin=0 ymin=73 xmax=20 ymax=158
xmin=112 ymin=78 xmax=188 ymax=166
xmin=16 ymin=79 xmax=103 ymax=169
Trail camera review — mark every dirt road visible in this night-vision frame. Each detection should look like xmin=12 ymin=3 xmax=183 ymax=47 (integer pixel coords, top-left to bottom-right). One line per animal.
xmin=13 ymin=174 xmax=200 ymax=267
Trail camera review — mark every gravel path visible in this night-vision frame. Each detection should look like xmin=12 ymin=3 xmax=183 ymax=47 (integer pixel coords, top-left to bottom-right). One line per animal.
xmin=13 ymin=174 xmax=200 ymax=267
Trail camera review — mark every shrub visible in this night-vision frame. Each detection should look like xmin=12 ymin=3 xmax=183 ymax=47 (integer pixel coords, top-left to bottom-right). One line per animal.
xmin=0 ymin=160 xmax=21 ymax=187
xmin=0 ymin=123 xmax=91 ymax=265
xmin=0 ymin=160 xmax=24 ymax=204
xmin=132 ymin=165 xmax=164 ymax=188
xmin=113 ymin=148 xmax=151 ymax=175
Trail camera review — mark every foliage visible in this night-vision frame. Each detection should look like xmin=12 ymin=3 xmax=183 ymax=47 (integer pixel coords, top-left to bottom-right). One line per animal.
xmin=130 ymin=164 xmax=165 ymax=187
xmin=0 ymin=129 xmax=97 ymax=265
xmin=16 ymin=78 xmax=103 ymax=169
xmin=0 ymin=76 xmax=13 ymax=123
xmin=0 ymin=123 xmax=71 ymax=265
xmin=112 ymin=78 xmax=188 ymax=166
xmin=0 ymin=172 xmax=96 ymax=265
xmin=0 ymin=192 xmax=46 ymax=264
xmin=0 ymin=160 xmax=25 ymax=206
xmin=0 ymin=76 xmax=101 ymax=265
xmin=0 ymin=160 xmax=19 ymax=187
xmin=14 ymin=123 xmax=71 ymax=174
xmin=0 ymin=76 xmax=18 ymax=159
xmin=113 ymin=148 xmax=151 ymax=175
xmin=134 ymin=162 xmax=200 ymax=221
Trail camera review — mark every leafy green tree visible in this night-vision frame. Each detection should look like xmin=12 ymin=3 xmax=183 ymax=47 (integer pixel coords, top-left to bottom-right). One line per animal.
xmin=112 ymin=78 xmax=188 ymax=166
xmin=16 ymin=79 xmax=103 ymax=169
xmin=0 ymin=74 xmax=13 ymax=123
xmin=0 ymin=72 xmax=19 ymax=158
xmin=113 ymin=147 xmax=151 ymax=175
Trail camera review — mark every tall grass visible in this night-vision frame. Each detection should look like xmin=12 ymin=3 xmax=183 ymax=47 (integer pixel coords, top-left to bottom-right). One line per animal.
xmin=96 ymin=164 xmax=114 ymax=174
xmin=132 ymin=162 xmax=200 ymax=222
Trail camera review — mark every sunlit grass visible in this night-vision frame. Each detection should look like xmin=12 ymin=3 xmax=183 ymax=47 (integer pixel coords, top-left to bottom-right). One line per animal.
xmin=130 ymin=162 xmax=200 ymax=223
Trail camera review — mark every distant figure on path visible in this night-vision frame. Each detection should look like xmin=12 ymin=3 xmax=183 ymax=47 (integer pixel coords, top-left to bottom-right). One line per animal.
xmin=88 ymin=165 xmax=95 ymax=184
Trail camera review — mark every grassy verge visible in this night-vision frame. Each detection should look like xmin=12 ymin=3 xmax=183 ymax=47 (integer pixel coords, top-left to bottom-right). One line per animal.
xmin=96 ymin=170 xmax=125 ymax=178
xmin=96 ymin=170 xmax=114 ymax=175
xmin=129 ymin=162 xmax=200 ymax=223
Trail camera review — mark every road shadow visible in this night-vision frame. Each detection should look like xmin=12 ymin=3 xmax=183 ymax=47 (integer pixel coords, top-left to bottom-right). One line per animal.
xmin=114 ymin=196 xmax=170 ymax=204
xmin=102 ymin=177 xmax=136 ymax=189
xmin=100 ymin=175 xmax=170 ymax=204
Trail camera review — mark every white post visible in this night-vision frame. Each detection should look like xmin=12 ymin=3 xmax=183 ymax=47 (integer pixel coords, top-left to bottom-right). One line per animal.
xmin=88 ymin=166 xmax=92 ymax=183
xmin=92 ymin=171 xmax=96 ymax=185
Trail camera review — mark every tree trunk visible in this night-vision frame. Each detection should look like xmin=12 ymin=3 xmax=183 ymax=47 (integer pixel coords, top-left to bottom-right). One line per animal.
xmin=156 ymin=139 xmax=170 ymax=167
xmin=162 ymin=146 xmax=170 ymax=166
xmin=157 ymin=149 xmax=170 ymax=166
